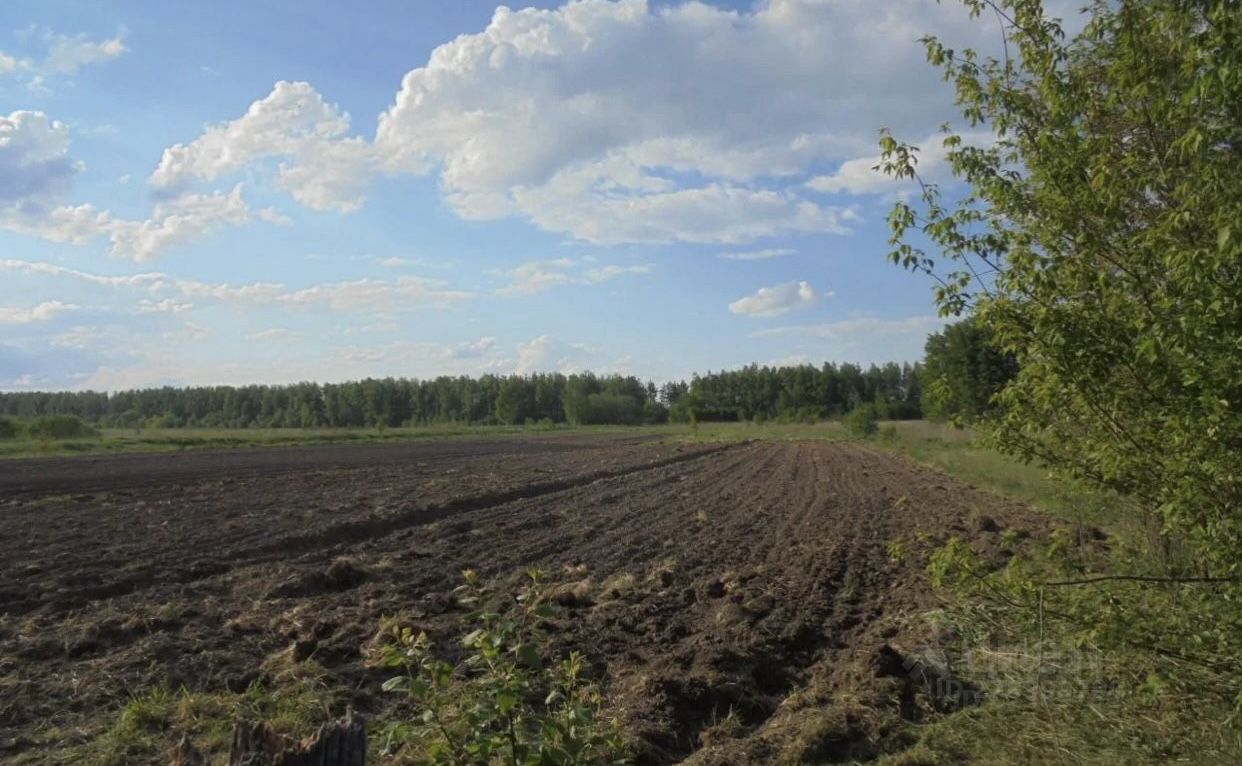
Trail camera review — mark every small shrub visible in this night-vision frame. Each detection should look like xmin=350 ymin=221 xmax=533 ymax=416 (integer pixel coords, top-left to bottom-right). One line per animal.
xmin=26 ymin=414 xmax=98 ymax=440
xmin=373 ymin=570 xmax=629 ymax=765
xmin=145 ymin=413 xmax=183 ymax=429
xmin=843 ymin=404 xmax=880 ymax=439
xmin=0 ymin=415 xmax=22 ymax=440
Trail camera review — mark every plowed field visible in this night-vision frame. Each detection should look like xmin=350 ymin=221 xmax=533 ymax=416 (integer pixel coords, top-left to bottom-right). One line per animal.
xmin=0 ymin=434 xmax=1050 ymax=764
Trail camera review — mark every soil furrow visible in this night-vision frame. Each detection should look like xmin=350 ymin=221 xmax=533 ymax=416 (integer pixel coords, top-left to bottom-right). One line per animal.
xmin=0 ymin=435 xmax=1054 ymax=766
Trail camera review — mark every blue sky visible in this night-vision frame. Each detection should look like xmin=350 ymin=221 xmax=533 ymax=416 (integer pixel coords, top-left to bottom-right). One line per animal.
xmin=0 ymin=0 xmax=1003 ymax=391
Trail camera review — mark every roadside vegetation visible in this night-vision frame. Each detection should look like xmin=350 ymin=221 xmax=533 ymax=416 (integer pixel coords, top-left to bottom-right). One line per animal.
xmin=870 ymin=0 xmax=1241 ymax=761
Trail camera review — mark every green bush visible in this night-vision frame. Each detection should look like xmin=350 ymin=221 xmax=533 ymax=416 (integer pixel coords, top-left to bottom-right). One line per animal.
xmin=844 ymin=403 xmax=880 ymax=439
xmin=668 ymin=399 xmax=694 ymax=424
xmin=0 ymin=416 xmax=22 ymax=440
xmin=374 ymin=570 xmax=628 ymax=765
xmin=26 ymin=414 xmax=98 ymax=440
xmin=146 ymin=413 xmax=184 ymax=429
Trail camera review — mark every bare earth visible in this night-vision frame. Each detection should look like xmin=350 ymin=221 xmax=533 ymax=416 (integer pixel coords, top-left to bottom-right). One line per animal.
xmin=0 ymin=434 xmax=1050 ymax=764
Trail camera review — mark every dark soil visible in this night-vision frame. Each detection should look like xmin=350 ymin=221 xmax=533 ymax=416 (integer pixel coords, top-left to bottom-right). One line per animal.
xmin=0 ymin=433 xmax=1052 ymax=764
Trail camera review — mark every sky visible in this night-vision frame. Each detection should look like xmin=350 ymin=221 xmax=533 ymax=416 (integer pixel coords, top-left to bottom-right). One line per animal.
xmin=0 ymin=0 xmax=1011 ymax=391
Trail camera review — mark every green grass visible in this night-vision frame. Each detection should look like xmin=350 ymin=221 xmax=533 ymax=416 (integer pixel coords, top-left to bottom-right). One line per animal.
xmin=0 ymin=418 xmax=866 ymax=460
xmin=869 ymin=420 xmax=1123 ymax=526
xmin=858 ymin=422 xmax=1241 ymax=765
xmin=0 ymin=422 xmax=680 ymax=460
xmin=64 ymin=652 xmax=341 ymax=766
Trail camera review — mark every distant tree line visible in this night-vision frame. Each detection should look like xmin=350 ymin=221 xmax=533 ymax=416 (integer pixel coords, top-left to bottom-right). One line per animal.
xmin=0 ymin=361 xmax=928 ymax=429
xmin=664 ymin=361 xmax=923 ymax=423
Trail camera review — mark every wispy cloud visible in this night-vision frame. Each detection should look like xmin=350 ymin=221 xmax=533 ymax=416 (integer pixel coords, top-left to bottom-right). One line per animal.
xmin=718 ymin=248 xmax=796 ymax=261
xmin=1 ymin=27 xmax=128 ymax=89
xmin=748 ymin=315 xmax=944 ymax=339
xmin=494 ymin=258 xmax=651 ymax=297
xmin=0 ymin=300 xmax=79 ymax=324
xmin=0 ymin=259 xmax=474 ymax=315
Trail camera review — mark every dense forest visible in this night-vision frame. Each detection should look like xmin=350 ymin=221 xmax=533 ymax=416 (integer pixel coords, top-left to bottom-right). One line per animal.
xmin=0 ymin=361 xmax=925 ymax=429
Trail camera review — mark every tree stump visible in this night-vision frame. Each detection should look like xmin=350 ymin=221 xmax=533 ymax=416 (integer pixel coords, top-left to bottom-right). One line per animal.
xmin=171 ymin=712 xmax=366 ymax=766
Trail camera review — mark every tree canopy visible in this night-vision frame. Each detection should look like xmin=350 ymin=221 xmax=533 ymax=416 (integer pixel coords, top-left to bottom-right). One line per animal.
xmin=920 ymin=317 xmax=1017 ymax=421
xmin=883 ymin=0 xmax=1240 ymax=572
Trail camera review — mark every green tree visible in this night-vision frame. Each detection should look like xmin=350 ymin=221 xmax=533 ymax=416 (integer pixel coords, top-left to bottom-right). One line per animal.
xmin=494 ymin=377 xmax=530 ymax=426
xmin=0 ymin=416 xmax=21 ymax=440
xmin=562 ymin=375 xmax=595 ymax=425
xmin=882 ymin=0 xmax=1240 ymax=663
xmin=921 ymin=317 xmax=1017 ymax=421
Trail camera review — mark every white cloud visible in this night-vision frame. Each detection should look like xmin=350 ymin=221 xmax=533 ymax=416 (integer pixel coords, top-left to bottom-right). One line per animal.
xmin=150 ymin=81 xmax=375 ymax=213
xmin=138 ymin=298 xmax=192 ymax=314
xmin=142 ymin=0 xmax=992 ymax=244
xmin=1 ymin=259 xmax=472 ymax=317
xmin=750 ymin=314 xmax=945 ymax=340
xmin=747 ymin=314 xmax=947 ymax=364
xmin=276 ymin=276 xmax=471 ymax=312
xmin=494 ymin=257 xmax=651 ymax=296
xmin=366 ymin=0 xmax=994 ymax=240
xmin=167 ymin=321 xmax=210 ymax=342
xmin=43 ymin=32 xmax=127 ymax=74
xmin=0 ymin=111 xmax=277 ymax=260
xmin=174 ymin=278 xmax=285 ymax=303
xmin=0 ymin=111 xmax=81 ymax=209
xmin=244 ymin=327 xmax=296 ymax=341
xmin=257 ymin=206 xmax=293 ymax=226
xmin=444 ymin=336 xmax=496 ymax=359
xmin=0 ymin=258 xmax=166 ymax=289
xmin=173 ymin=274 xmax=470 ymax=313
xmin=1 ymin=29 xmax=127 ymax=88
xmin=583 ymin=263 xmax=651 ymax=283
xmin=510 ymin=171 xmax=856 ymax=244
xmin=0 ymin=300 xmax=79 ymax=324
xmin=765 ymin=353 xmax=811 ymax=368
xmin=728 ymin=280 xmax=818 ymax=318
xmin=49 ymin=325 xmax=109 ymax=350
xmin=495 ymin=258 xmax=577 ymax=296
xmin=719 ymin=248 xmax=796 ymax=261
xmin=806 ymin=130 xmax=995 ymax=196
xmin=509 ymin=334 xmax=629 ymax=375
xmin=105 ymin=184 xmax=255 ymax=262
xmin=69 ymin=335 xmax=511 ymax=391
xmin=516 ymin=334 xmax=555 ymax=375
